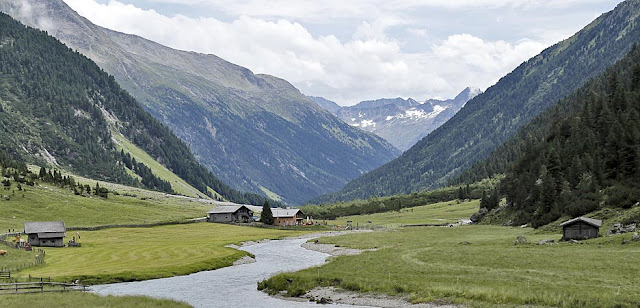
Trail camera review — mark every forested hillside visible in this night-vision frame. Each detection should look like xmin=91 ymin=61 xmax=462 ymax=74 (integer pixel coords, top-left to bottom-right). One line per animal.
xmin=484 ymin=46 xmax=640 ymax=227
xmin=310 ymin=0 xmax=640 ymax=204
xmin=0 ymin=0 xmax=399 ymax=205
xmin=0 ymin=13 xmax=269 ymax=205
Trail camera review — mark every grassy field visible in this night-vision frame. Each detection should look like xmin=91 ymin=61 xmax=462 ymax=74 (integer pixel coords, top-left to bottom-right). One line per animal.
xmin=261 ymin=200 xmax=640 ymax=307
xmin=1 ymin=292 xmax=190 ymax=308
xmin=326 ymin=199 xmax=478 ymax=228
xmin=0 ymin=243 xmax=43 ymax=272
xmin=111 ymin=131 xmax=216 ymax=199
xmin=0 ymin=181 xmax=213 ymax=231
xmin=18 ymin=223 xmax=307 ymax=284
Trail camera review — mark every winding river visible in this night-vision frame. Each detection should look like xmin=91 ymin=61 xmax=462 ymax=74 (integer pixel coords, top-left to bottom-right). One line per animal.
xmin=91 ymin=238 xmax=368 ymax=308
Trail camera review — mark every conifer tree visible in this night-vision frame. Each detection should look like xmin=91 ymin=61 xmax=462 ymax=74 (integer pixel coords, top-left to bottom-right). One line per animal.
xmin=260 ymin=201 xmax=274 ymax=225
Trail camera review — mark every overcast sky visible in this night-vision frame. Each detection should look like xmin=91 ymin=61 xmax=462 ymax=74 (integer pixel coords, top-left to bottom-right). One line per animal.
xmin=63 ymin=0 xmax=621 ymax=105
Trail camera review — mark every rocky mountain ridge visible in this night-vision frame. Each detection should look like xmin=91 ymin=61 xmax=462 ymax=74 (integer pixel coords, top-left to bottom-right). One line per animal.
xmin=310 ymin=88 xmax=481 ymax=150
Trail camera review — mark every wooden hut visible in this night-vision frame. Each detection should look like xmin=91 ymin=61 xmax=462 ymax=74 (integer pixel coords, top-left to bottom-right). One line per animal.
xmin=560 ymin=217 xmax=602 ymax=240
xmin=23 ymin=221 xmax=66 ymax=247
xmin=271 ymin=208 xmax=305 ymax=226
xmin=207 ymin=204 xmax=254 ymax=223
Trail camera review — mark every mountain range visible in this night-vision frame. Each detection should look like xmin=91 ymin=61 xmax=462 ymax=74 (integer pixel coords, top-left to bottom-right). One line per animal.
xmin=0 ymin=0 xmax=399 ymax=205
xmin=310 ymin=0 xmax=640 ymax=204
xmin=0 ymin=12 xmax=270 ymax=205
xmin=309 ymin=88 xmax=481 ymax=151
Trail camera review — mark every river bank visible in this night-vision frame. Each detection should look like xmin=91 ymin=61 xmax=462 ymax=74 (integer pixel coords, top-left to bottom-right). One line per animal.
xmin=90 ymin=237 xmax=371 ymax=308
xmin=274 ymin=232 xmax=459 ymax=308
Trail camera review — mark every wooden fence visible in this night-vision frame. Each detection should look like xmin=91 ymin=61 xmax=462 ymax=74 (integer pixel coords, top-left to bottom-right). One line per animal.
xmin=0 ymin=233 xmax=46 ymax=274
xmin=0 ymin=282 xmax=86 ymax=295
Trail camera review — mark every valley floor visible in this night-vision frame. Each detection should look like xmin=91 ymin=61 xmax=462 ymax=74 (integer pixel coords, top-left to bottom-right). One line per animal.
xmin=19 ymin=223 xmax=308 ymax=285
xmin=0 ymin=179 xmax=311 ymax=306
xmin=262 ymin=202 xmax=640 ymax=308
xmin=4 ymin=186 xmax=639 ymax=307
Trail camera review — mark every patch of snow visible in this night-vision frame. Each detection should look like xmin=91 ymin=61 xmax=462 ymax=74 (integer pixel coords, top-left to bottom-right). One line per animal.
xmin=403 ymin=109 xmax=425 ymax=118
xmin=360 ymin=120 xmax=376 ymax=128
xmin=398 ymin=105 xmax=449 ymax=120
xmin=432 ymin=104 xmax=446 ymax=114
xmin=385 ymin=116 xmax=394 ymax=121
xmin=350 ymin=118 xmax=356 ymax=122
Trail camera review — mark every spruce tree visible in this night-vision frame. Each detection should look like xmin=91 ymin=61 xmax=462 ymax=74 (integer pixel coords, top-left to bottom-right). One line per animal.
xmin=260 ymin=201 xmax=274 ymax=225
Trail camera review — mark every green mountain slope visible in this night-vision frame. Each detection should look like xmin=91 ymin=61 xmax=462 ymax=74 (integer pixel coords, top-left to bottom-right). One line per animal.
xmin=0 ymin=12 xmax=269 ymax=205
xmin=310 ymin=0 xmax=640 ymax=204
xmin=473 ymin=46 xmax=640 ymax=227
xmin=0 ymin=0 xmax=400 ymax=205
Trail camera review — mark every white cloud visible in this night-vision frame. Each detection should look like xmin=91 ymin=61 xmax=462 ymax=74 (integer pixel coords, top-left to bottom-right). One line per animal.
xmin=406 ymin=27 xmax=428 ymax=37
xmin=62 ymin=0 xmax=571 ymax=105
xmin=143 ymin=0 xmax=610 ymax=19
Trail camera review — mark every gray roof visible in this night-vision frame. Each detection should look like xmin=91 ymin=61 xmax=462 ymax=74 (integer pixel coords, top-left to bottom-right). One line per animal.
xmin=271 ymin=208 xmax=304 ymax=218
xmin=560 ymin=217 xmax=602 ymax=228
xmin=38 ymin=232 xmax=66 ymax=239
xmin=24 ymin=221 xmax=66 ymax=234
xmin=207 ymin=205 xmax=250 ymax=214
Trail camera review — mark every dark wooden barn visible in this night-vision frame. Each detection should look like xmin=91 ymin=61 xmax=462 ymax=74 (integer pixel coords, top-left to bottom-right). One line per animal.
xmin=207 ymin=204 xmax=254 ymax=223
xmin=560 ymin=217 xmax=602 ymax=240
xmin=23 ymin=221 xmax=66 ymax=247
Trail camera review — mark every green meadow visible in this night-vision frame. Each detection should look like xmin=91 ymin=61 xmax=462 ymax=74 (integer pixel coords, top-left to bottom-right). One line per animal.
xmin=0 ymin=179 xmax=308 ymax=285
xmin=262 ymin=202 xmax=640 ymax=307
xmin=0 ymin=181 xmax=212 ymax=232
xmin=326 ymin=199 xmax=479 ymax=228
xmin=111 ymin=131 xmax=219 ymax=199
xmin=16 ymin=223 xmax=306 ymax=284
xmin=0 ymin=244 xmax=41 ymax=271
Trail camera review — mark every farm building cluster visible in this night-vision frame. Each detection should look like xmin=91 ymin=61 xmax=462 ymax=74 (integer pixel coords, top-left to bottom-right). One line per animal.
xmin=206 ymin=201 xmax=311 ymax=226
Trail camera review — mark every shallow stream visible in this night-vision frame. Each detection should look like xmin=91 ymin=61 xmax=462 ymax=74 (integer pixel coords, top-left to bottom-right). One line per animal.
xmin=91 ymin=238 xmax=367 ymax=308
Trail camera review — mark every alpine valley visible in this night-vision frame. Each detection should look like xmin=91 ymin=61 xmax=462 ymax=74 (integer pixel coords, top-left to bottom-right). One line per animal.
xmin=3 ymin=1 xmax=640 ymax=307
xmin=0 ymin=0 xmax=399 ymax=205
xmin=310 ymin=0 xmax=640 ymax=204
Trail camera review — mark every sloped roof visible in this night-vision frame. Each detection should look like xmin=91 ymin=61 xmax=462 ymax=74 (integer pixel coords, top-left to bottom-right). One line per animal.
xmin=271 ymin=208 xmax=304 ymax=218
xmin=560 ymin=217 xmax=602 ymax=228
xmin=207 ymin=205 xmax=250 ymax=214
xmin=38 ymin=232 xmax=66 ymax=239
xmin=24 ymin=221 xmax=66 ymax=234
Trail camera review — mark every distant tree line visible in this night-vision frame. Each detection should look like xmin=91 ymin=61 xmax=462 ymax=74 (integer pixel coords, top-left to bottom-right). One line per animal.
xmin=119 ymin=150 xmax=173 ymax=194
xmin=0 ymin=147 xmax=110 ymax=199
xmin=303 ymin=179 xmax=498 ymax=220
